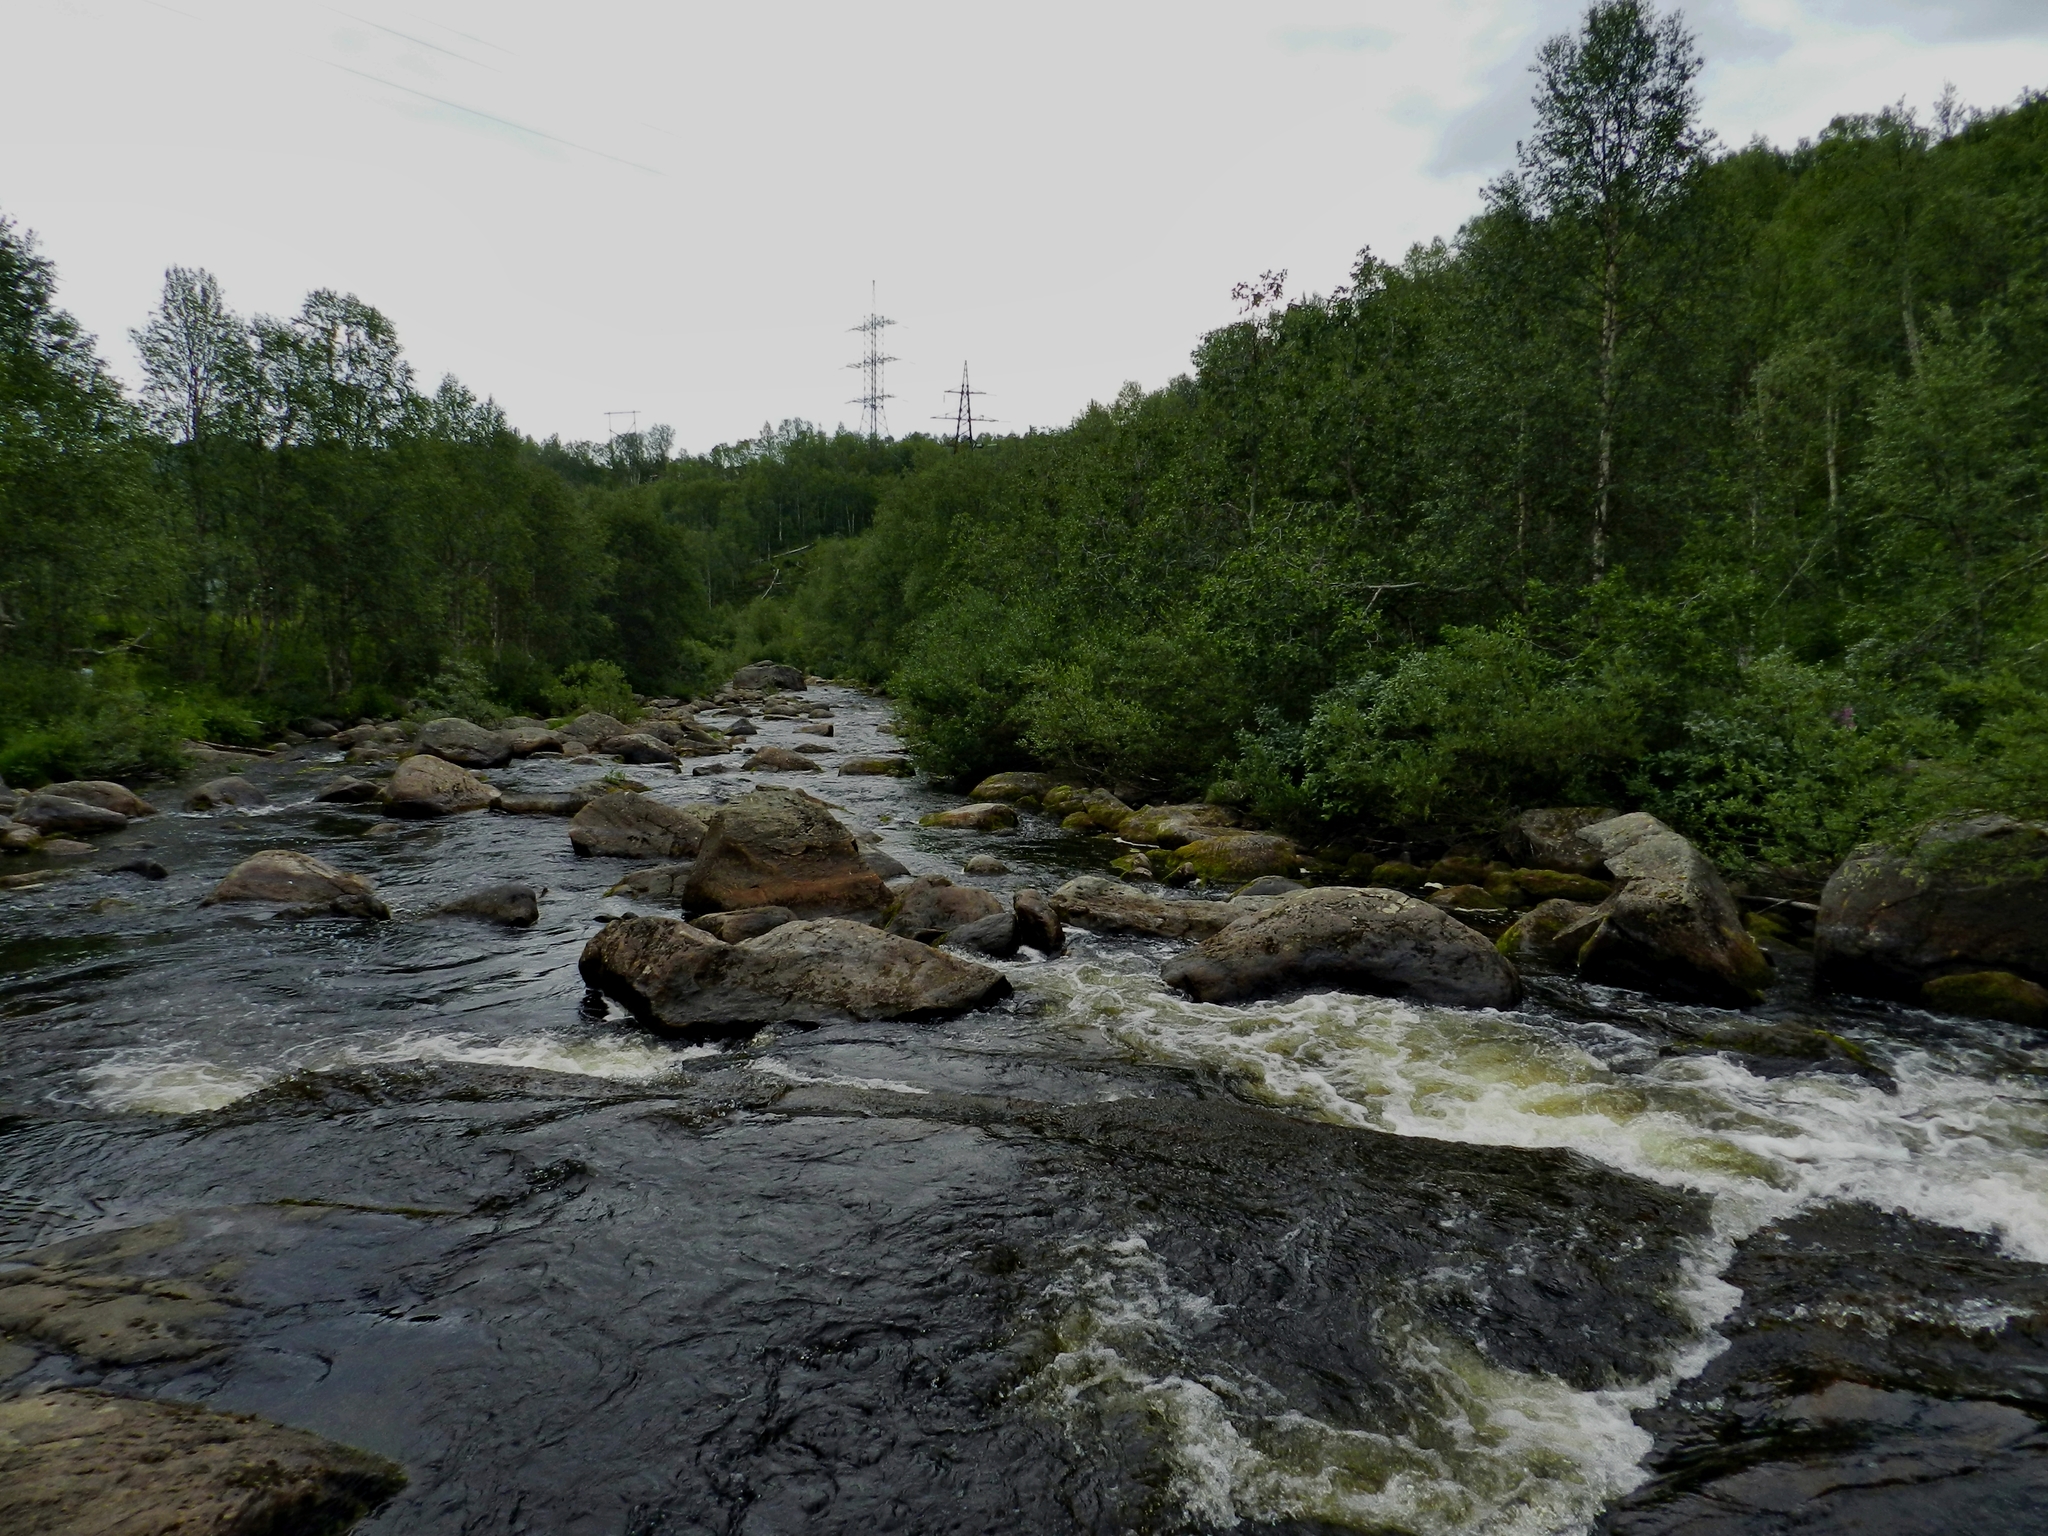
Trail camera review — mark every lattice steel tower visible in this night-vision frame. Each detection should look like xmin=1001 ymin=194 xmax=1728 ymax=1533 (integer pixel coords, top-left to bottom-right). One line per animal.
xmin=935 ymin=361 xmax=992 ymax=448
xmin=847 ymin=282 xmax=897 ymax=438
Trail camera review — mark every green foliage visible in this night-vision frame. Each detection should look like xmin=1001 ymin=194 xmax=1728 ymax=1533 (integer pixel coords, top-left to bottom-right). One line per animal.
xmin=412 ymin=659 xmax=507 ymax=725
xmin=544 ymin=660 xmax=639 ymax=723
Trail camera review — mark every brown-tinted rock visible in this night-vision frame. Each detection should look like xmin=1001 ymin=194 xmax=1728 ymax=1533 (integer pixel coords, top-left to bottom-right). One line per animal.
xmin=1049 ymin=876 xmax=1241 ymax=940
xmin=1816 ymin=815 xmax=2048 ymax=1003
xmin=184 ymin=776 xmax=266 ymax=812
xmin=562 ymin=711 xmax=629 ymax=744
xmin=13 ymin=793 xmax=127 ymax=835
xmin=692 ymin=906 xmax=796 ymax=943
xmin=1013 ymin=888 xmax=1065 ymax=955
xmin=0 ymin=1389 xmax=405 ymax=1536
xmin=41 ymin=781 xmax=156 ymax=818
xmin=683 ymin=788 xmax=889 ymax=917
xmin=798 ymin=721 xmax=834 ymax=737
xmin=496 ymin=791 xmax=593 ymax=816
xmin=884 ymin=875 xmax=1004 ymax=939
xmin=416 ymin=716 xmax=511 ymax=768
xmin=919 ymin=803 xmax=1016 ymax=832
xmin=744 ymin=746 xmax=822 ymax=773
xmin=1162 ymin=886 xmax=1524 ymax=1009
xmin=567 ymin=792 xmax=706 ymax=859
xmin=607 ymin=863 xmax=695 ymax=900
xmin=599 ymin=732 xmax=680 ymax=765
xmin=579 ymin=914 xmax=1008 ymax=1031
xmin=203 ymin=850 xmax=389 ymax=919
xmin=382 ymin=754 xmax=496 ymax=817
xmin=1429 ymin=883 xmax=1502 ymax=910
xmin=1574 ymin=813 xmax=1772 ymax=1007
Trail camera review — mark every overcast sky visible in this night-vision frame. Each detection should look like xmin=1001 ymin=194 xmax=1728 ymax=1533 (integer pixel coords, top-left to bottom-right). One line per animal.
xmin=8 ymin=0 xmax=2047 ymax=451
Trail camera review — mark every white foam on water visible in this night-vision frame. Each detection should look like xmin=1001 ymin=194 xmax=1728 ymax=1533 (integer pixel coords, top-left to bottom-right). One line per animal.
xmin=1020 ymin=1232 xmax=1663 ymax=1536
xmin=748 ymin=1057 xmax=931 ymax=1095
xmin=86 ymin=1030 xmax=709 ymax=1114
xmin=1015 ymin=960 xmax=2048 ymax=1531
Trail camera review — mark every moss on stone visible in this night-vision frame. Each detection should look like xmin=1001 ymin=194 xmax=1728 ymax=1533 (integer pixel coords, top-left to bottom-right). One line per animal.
xmin=1922 ymin=970 xmax=2048 ymax=1027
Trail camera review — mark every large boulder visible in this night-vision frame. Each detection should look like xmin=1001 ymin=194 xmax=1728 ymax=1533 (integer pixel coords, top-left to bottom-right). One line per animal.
xmin=884 ymin=875 xmax=1004 ymax=940
xmin=12 ymin=792 xmax=127 ymax=835
xmin=1046 ymin=787 xmax=1133 ymax=832
xmin=41 ymin=780 xmax=156 ymax=818
xmin=567 ymin=792 xmax=706 ymax=859
xmin=1049 ymin=875 xmax=1241 ymax=940
xmin=416 ymin=716 xmax=511 ymax=768
xmin=313 ymin=775 xmax=382 ymax=805
xmin=683 ymin=787 xmax=890 ymax=916
xmin=1162 ymin=886 xmax=1524 ymax=1009
xmin=382 ymin=754 xmax=496 ymax=817
xmin=1116 ymin=803 xmax=1250 ymax=847
xmin=1815 ymin=814 xmax=2048 ymax=1003
xmin=599 ymin=732 xmax=680 ymax=765
xmin=744 ymin=746 xmax=821 ymax=773
xmin=692 ymin=906 xmax=796 ymax=943
xmin=1504 ymin=807 xmax=1619 ymax=877
xmin=1572 ymin=813 xmax=1772 ymax=1007
xmin=0 ymin=1390 xmax=406 ymax=1536
xmin=1168 ymin=833 xmax=1302 ymax=884
xmin=503 ymin=725 xmax=565 ymax=757
xmin=562 ymin=711 xmax=629 ymax=745
xmin=184 ymin=776 xmax=265 ymax=811
xmin=579 ymin=915 xmax=1008 ymax=1031
xmin=203 ymin=849 xmax=389 ymax=919
xmin=731 ymin=660 xmax=806 ymax=692
xmin=919 ymin=803 xmax=1016 ymax=832
xmin=1496 ymin=898 xmax=1604 ymax=974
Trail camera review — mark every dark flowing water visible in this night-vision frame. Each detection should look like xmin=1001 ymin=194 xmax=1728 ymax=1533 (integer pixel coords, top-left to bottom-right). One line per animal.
xmin=4 ymin=688 xmax=2046 ymax=1534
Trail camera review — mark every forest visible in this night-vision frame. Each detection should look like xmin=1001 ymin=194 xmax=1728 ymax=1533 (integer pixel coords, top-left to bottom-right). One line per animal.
xmin=3 ymin=0 xmax=2044 ymax=879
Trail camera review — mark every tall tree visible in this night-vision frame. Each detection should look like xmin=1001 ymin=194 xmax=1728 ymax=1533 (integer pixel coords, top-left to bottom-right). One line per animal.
xmin=1515 ymin=0 xmax=1707 ymax=573
xmin=131 ymin=267 xmax=251 ymax=443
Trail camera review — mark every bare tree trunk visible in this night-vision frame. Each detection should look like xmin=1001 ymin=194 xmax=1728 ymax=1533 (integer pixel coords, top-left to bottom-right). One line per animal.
xmin=1593 ymin=240 xmax=1620 ymax=576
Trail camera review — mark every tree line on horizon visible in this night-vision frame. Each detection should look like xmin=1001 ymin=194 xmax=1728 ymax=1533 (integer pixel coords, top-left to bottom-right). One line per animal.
xmin=3 ymin=0 xmax=2043 ymax=875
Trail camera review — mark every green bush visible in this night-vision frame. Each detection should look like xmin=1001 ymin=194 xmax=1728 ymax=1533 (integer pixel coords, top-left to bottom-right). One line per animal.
xmin=412 ymin=659 xmax=509 ymax=724
xmin=543 ymin=659 xmax=640 ymax=722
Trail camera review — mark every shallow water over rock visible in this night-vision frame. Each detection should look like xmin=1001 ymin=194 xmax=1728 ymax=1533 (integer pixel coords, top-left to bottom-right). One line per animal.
xmin=3 ymin=688 xmax=2046 ymax=1534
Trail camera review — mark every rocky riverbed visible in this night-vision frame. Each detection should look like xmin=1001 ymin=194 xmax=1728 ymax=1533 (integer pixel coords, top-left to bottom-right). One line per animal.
xmin=2 ymin=683 xmax=2046 ymax=1535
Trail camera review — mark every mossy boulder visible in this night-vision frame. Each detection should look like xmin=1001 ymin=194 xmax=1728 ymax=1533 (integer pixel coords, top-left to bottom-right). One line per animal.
xmin=1365 ymin=860 xmax=1425 ymax=889
xmin=969 ymin=771 xmax=1060 ymax=803
xmin=838 ymin=756 xmax=915 ymax=777
xmin=1170 ymin=833 xmax=1301 ymax=884
xmin=1429 ymin=883 xmax=1502 ymax=911
xmin=1513 ymin=868 xmax=1613 ymax=903
xmin=1116 ymin=803 xmax=1251 ymax=848
xmin=1921 ymin=971 xmax=2048 ymax=1028
xmin=1503 ymin=807 xmax=1619 ymax=876
xmin=920 ymin=803 xmax=1017 ymax=832
xmin=1574 ymin=813 xmax=1773 ymax=1007
xmin=1052 ymin=788 xmax=1133 ymax=832
xmin=1497 ymin=899 xmax=1605 ymax=973
xmin=1426 ymin=856 xmax=1489 ymax=886
xmin=1817 ymin=815 xmax=2048 ymax=1003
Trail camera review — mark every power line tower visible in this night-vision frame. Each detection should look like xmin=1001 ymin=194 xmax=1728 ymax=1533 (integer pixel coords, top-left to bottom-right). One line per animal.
xmin=932 ymin=361 xmax=993 ymax=448
xmin=846 ymin=282 xmax=896 ymax=438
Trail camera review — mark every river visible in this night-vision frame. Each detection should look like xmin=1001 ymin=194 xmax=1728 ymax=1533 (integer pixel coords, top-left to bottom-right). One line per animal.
xmin=3 ymin=685 xmax=2045 ymax=1534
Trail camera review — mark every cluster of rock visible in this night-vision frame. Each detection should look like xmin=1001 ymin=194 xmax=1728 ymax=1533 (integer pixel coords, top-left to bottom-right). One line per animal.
xmin=0 ymin=778 xmax=158 ymax=859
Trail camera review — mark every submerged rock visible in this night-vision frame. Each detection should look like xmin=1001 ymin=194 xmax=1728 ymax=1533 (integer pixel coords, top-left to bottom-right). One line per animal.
xmin=579 ymin=914 xmax=1009 ymax=1030
xmin=919 ymin=803 xmax=1016 ymax=832
xmin=184 ymin=775 xmax=266 ymax=812
xmin=1816 ymin=814 xmax=2048 ymax=1005
xmin=0 ymin=1389 xmax=405 ymax=1536
xmin=41 ymin=780 xmax=156 ymax=818
xmin=203 ymin=849 xmax=389 ymax=919
xmin=1574 ymin=813 xmax=1772 ymax=1007
xmin=12 ymin=792 xmax=128 ymax=835
xmin=1162 ymin=886 xmax=1524 ymax=1009
xmin=416 ymin=716 xmax=512 ymax=768
xmin=1049 ymin=875 xmax=1240 ymax=940
xmin=383 ymin=754 xmax=497 ymax=818
xmin=684 ymin=787 xmax=890 ymax=917
xmin=567 ymin=792 xmax=706 ymax=859
xmin=313 ymin=775 xmax=382 ymax=805
xmin=437 ymin=882 xmax=540 ymax=927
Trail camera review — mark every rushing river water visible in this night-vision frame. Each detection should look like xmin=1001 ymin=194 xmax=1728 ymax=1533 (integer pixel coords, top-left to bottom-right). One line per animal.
xmin=4 ymin=687 xmax=2046 ymax=1534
